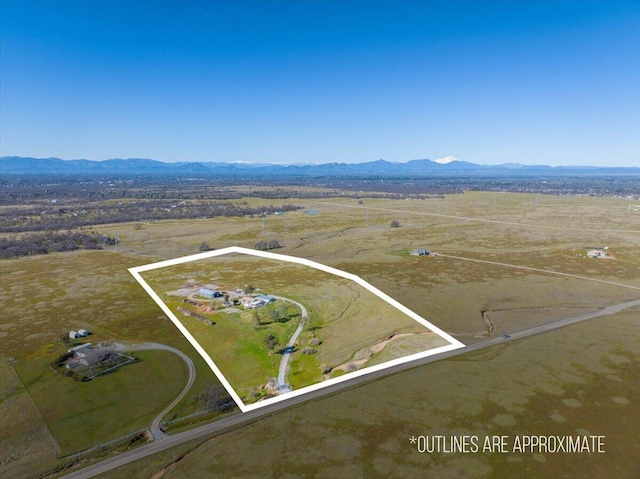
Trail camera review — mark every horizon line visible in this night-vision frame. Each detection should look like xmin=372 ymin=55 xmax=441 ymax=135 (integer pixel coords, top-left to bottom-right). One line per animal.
xmin=2 ymin=155 xmax=639 ymax=169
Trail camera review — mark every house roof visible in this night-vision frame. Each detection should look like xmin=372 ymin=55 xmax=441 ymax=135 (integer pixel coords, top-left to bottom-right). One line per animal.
xmin=68 ymin=343 xmax=92 ymax=353
xmin=256 ymin=294 xmax=275 ymax=301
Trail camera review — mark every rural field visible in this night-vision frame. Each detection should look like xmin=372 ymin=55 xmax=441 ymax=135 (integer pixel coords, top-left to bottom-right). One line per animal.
xmin=139 ymin=253 xmax=451 ymax=404
xmin=95 ymin=308 xmax=640 ymax=479
xmin=0 ymin=191 xmax=638 ymax=478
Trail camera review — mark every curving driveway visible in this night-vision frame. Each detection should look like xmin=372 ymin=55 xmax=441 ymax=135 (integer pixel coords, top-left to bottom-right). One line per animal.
xmin=113 ymin=342 xmax=196 ymax=440
xmin=59 ymin=297 xmax=640 ymax=479
xmin=270 ymin=296 xmax=308 ymax=391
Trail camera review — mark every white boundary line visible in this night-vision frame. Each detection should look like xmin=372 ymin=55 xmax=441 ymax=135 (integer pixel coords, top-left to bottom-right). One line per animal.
xmin=129 ymin=246 xmax=465 ymax=413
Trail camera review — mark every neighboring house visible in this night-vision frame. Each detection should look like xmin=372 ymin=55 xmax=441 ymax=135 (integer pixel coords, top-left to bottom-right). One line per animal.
xmin=411 ymin=248 xmax=430 ymax=256
xmin=77 ymin=348 xmax=112 ymax=367
xmin=68 ymin=343 xmax=92 ymax=354
xmin=587 ymin=249 xmax=610 ymax=259
xmin=66 ymin=343 xmax=113 ymax=368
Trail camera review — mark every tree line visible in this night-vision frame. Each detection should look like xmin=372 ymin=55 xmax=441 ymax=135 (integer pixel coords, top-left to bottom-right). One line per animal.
xmin=0 ymin=230 xmax=114 ymax=259
xmin=0 ymin=201 xmax=302 ymax=233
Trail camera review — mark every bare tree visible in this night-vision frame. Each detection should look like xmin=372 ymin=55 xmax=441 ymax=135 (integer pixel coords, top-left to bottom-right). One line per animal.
xmin=198 ymin=385 xmax=234 ymax=412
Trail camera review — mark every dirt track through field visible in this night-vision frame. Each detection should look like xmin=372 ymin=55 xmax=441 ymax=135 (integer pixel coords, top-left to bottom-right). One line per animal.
xmin=437 ymin=254 xmax=640 ymax=290
xmin=317 ymin=201 xmax=640 ymax=234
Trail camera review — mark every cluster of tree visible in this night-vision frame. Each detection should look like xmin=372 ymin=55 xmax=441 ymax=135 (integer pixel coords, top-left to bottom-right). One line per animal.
xmin=272 ymin=304 xmax=302 ymax=323
xmin=198 ymin=385 xmax=235 ymax=412
xmin=263 ymin=334 xmax=279 ymax=351
xmin=0 ymin=200 xmax=302 ymax=233
xmin=254 ymin=239 xmax=281 ymax=251
xmin=0 ymin=230 xmax=114 ymax=259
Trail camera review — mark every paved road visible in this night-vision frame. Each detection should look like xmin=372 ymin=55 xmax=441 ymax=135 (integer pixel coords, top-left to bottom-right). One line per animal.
xmin=59 ymin=298 xmax=639 ymax=479
xmin=273 ymin=296 xmax=308 ymax=390
xmin=113 ymin=342 xmax=196 ymax=440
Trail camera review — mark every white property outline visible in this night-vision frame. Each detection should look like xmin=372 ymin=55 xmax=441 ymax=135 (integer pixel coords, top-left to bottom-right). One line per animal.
xmin=129 ymin=246 xmax=465 ymax=413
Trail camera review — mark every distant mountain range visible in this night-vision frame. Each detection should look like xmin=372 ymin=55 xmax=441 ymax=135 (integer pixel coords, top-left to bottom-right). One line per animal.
xmin=1 ymin=156 xmax=638 ymax=176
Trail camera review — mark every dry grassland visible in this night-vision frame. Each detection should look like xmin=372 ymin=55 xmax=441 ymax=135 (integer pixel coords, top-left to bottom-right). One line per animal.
xmin=96 ymin=309 xmax=640 ymax=479
xmin=0 ymin=360 xmax=60 ymax=479
xmin=0 ymin=191 xmax=638 ymax=477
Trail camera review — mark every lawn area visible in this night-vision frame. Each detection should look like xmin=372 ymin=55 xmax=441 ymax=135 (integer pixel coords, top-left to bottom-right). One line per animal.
xmin=175 ymin=305 xmax=296 ymax=399
xmin=13 ymin=348 xmax=188 ymax=455
xmin=140 ymin=253 xmax=450 ymax=403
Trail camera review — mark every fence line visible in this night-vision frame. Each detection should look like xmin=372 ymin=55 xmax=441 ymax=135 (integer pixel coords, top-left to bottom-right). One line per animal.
xmin=62 ymin=428 xmax=148 ymax=461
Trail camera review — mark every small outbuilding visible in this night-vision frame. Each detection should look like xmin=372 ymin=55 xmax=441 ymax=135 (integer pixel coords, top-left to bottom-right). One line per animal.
xmin=78 ymin=329 xmax=90 ymax=337
xmin=69 ymin=331 xmax=79 ymax=339
xmin=199 ymin=288 xmax=218 ymax=299
xmin=411 ymin=248 xmax=430 ymax=256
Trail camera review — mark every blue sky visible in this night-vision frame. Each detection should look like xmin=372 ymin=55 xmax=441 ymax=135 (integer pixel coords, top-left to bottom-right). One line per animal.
xmin=1 ymin=0 xmax=639 ymax=166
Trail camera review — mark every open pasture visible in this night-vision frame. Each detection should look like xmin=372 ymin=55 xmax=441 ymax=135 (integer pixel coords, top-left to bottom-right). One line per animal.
xmin=0 ymin=191 xmax=638 ymax=477
xmin=98 ymin=308 xmax=640 ymax=479
xmin=140 ymin=252 xmax=450 ymax=402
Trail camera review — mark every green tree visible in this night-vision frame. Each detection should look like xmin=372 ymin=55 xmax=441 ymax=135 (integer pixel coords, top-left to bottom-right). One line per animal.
xmin=263 ymin=334 xmax=279 ymax=351
xmin=269 ymin=308 xmax=280 ymax=322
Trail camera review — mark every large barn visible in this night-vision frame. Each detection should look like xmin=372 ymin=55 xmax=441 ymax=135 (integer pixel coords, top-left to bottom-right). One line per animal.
xmin=199 ymin=288 xmax=221 ymax=299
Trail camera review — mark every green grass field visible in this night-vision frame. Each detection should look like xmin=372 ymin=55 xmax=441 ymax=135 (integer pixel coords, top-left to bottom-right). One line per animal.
xmin=13 ymin=349 xmax=188 ymax=455
xmin=140 ymin=254 xmax=449 ymax=401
